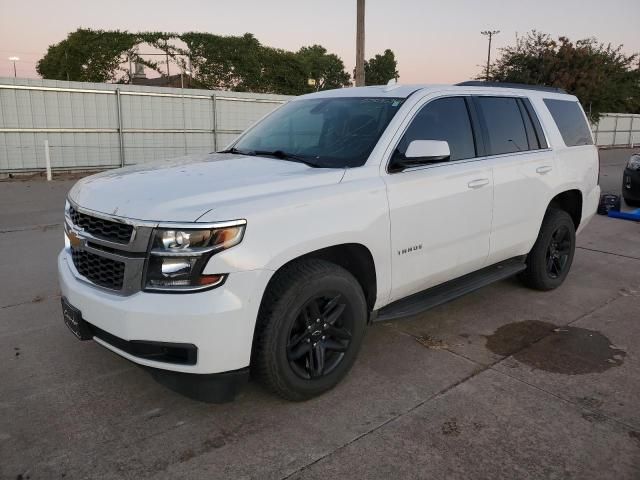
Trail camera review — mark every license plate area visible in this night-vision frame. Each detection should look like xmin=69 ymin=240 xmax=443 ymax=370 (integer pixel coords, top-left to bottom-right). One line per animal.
xmin=61 ymin=297 xmax=93 ymax=340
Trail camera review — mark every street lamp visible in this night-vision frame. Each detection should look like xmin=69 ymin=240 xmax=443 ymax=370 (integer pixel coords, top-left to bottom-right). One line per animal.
xmin=8 ymin=56 xmax=19 ymax=78
xmin=480 ymin=30 xmax=500 ymax=81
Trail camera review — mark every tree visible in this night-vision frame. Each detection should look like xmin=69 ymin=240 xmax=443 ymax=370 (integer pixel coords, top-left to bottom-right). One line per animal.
xmin=37 ymin=29 xmax=354 ymax=95
xmin=260 ymin=48 xmax=309 ymax=95
xmin=37 ymin=29 xmax=140 ymax=83
xmin=364 ymin=49 xmax=399 ymax=85
xmin=488 ymin=31 xmax=640 ymax=120
xmin=180 ymin=32 xmax=265 ymax=91
xmin=296 ymin=45 xmax=351 ymax=91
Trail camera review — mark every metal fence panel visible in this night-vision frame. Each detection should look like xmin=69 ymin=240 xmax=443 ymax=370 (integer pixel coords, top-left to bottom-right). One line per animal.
xmin=593 ymin=113 xmax=640 ymax=147
xmin=0 ymin=78 xmax=289 ymax=173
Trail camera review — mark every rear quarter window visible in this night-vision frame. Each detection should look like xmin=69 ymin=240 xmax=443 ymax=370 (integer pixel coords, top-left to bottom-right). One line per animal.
xmin=543 ymin=99 xmax=593 ymax=147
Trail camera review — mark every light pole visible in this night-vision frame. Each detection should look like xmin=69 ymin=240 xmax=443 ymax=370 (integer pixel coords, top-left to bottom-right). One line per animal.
xmin=8 ymin=56 xmax=19 ymax=78
xmin=354 ymin=0 xmax=365 ymax=86
xmin=480 ymin=30 xmax=499 ymax=81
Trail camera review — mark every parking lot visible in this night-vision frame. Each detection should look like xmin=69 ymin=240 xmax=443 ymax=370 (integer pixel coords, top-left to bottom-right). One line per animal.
xmin=1 ymin=148 xmax=639 ymax=479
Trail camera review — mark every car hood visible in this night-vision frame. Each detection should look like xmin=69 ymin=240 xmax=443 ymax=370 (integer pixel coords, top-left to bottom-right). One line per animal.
xmin=68 ymin=153 xmax=345 ymax=222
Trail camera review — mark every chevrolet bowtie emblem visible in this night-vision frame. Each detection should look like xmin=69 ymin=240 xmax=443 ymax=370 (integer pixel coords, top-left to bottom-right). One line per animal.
xmin=67 ymin=228 xmax=82 ymax=248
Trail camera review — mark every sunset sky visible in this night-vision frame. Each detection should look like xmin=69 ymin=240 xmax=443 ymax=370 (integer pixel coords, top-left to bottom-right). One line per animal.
xmin=1 ymin=0 xmax=638 ymax=83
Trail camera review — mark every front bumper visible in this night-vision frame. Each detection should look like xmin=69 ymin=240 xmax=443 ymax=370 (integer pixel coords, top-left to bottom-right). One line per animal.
xmin=58 ymin=249 xmax=273 ymax=374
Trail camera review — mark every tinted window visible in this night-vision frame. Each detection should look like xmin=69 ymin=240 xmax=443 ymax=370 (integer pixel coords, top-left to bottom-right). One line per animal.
xmin=521 ymin=98 xmax=548 ymax=149
xmin=476 ymin=97 xmax=529 ymax=155
xmin=518 ymin=99 xmax=540 ymax=149
xmin=395 ymin=97 xmax=476 ymax=162
xmin=543 ymin=99 xmax=593 ymax=147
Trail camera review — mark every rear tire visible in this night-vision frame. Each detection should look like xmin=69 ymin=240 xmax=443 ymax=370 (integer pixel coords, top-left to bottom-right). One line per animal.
xmin=519 ymin=208 xmax=576 ymax=291
xmin=252 ymin=259 xmax=367 ymax=401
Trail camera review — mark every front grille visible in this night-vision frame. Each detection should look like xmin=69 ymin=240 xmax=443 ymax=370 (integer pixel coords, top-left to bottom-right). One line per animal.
xmin=71 ymin=248 xmax=125 ymax=290
xmin=69 ymin=205 xmax=133 ymax=244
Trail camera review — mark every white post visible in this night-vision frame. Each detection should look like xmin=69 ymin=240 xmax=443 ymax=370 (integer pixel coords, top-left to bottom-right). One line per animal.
xmin=44 ymin=139 xmax=52 ymax=181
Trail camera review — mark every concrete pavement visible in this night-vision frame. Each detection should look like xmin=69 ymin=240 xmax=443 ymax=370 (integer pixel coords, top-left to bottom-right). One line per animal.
xmin=1 ymin=149 xmax=639 ymax=479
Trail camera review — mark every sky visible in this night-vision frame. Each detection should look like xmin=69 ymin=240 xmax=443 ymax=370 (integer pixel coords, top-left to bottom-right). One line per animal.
xmin=0 ymin=0 xmax=639 ymax=83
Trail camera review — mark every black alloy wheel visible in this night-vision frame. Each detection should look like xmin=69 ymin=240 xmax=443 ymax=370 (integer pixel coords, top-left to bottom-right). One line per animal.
xmin=286 ymin=294 xmax=352 ymax=379
xmin=519 ymin=208 xmax=576 ymax=291
xmin=545 ymin=225 xmax=572 ymax=279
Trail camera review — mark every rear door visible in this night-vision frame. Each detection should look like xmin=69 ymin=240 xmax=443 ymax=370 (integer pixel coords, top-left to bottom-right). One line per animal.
xmin=472 ymin=96 xmax=556 ymax=264
xmin=383 ymin=95 xmax=494 ymax=301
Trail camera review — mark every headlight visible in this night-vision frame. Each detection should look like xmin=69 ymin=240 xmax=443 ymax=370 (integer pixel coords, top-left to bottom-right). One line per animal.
xmin=143 ymin=222 xmax=245 ymax=292
xmin=627 ymin=155 xmax=640 ymax=171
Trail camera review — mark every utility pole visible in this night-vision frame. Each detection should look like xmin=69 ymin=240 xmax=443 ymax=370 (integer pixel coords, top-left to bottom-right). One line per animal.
xmin=481 ymin=30 xmax=500 ymax=81
xmin=355 ymin=0 xmax=365 ymax=86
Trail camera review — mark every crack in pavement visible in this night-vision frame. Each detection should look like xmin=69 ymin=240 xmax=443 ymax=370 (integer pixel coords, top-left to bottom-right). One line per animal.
xmin=0 ymin=294 xmax=61 ymax=311
xmin=0 ymin=223 xmax=62 ymax=234
xmin=577 ymin=245 xmax=640 ymax=261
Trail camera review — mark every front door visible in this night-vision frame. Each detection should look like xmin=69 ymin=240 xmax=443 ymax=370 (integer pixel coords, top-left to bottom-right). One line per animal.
xmin=383 ymin=96 xmax=494 ymax=302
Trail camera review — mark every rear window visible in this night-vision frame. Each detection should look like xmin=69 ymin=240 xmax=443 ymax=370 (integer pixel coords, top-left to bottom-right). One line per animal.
xmin=543 ymin=99 xmax=593 ymax=147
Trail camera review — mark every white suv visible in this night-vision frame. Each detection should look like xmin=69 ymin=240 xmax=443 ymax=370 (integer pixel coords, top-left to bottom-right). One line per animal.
xmin=59 ymin=82 xmax=600 ymax=401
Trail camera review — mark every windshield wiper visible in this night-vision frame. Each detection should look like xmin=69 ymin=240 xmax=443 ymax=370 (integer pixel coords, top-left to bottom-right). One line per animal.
xmin=219 ymin=147 xmax=251 ymax=155
xmin=247 ymin=150 xmax=323 ymax=168
xmin=220 ymin=147 xmax=324 ymax=168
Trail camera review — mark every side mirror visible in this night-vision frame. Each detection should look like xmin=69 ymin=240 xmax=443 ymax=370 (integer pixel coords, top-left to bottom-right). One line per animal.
xmin=390 ymin=140 xmax=451 ymax=172
xmin=405 ymin=140 xmax=450 ymax=162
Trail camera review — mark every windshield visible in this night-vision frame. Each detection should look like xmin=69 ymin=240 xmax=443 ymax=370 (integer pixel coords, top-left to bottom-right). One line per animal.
xmin=230 ymin=97 xmax=405 ymax=168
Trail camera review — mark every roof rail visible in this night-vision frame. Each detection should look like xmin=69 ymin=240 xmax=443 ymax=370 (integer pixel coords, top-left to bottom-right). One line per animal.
xmin=455 ymin=81 xmax=567 ymax=94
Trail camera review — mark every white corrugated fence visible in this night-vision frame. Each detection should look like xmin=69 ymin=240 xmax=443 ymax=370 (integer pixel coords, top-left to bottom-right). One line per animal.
xmin=1 ymin=78 xmax=638 ymax=174
xmin=592 ymin=113 xmax=640 ymax=148
xmin=0 ymin=78 xmax=291 ymax=173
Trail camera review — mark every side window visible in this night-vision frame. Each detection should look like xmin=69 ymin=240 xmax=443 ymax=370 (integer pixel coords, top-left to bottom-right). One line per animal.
xmin=517 ymin=99 xmax=540 ymax=149
xmin=521 ymin=98 xmax=548 ymax=149
xmin=543 ymin=99 xmax=593 ymax=147
xmin=395 ymin=97 xmax=476 ymax=162
xmin=475 ymin=97 xmax=529 ymax=155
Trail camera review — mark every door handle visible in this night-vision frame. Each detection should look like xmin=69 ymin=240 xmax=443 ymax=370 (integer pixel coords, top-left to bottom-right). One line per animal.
xmin=467 ymin=178 xmax=490 ymax=189
xmin=536 ymin=165 xmax=553 ymax=174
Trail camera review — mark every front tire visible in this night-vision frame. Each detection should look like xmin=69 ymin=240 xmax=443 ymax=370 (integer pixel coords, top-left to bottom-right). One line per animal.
xmin=252 ymin=259 xmax=367 ymax=401
xmin=519 ymin=208 xmax=576 ymax=291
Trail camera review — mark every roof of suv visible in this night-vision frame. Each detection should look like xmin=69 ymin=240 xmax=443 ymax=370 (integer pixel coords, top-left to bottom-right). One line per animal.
xmin=300 ymin=83 xmax=575 ymax=101
xmin=301 ymin=84 xmax=438 ymax=99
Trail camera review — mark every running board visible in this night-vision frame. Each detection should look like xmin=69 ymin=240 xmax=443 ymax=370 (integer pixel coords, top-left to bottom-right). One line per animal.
xmin=375 ymin=257 xmax=526 ymax=322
